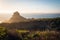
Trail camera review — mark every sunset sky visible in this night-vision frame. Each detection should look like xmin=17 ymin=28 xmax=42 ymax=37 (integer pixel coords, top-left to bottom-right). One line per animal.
xmin=0 ymin=0 xmax=60 ymax=14
xmin=0 ymin=0 xmax=60 ymax=21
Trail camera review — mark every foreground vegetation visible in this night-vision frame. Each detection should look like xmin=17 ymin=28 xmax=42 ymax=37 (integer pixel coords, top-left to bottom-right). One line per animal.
xmin=0 ymin=27 xmax=60 ymax=40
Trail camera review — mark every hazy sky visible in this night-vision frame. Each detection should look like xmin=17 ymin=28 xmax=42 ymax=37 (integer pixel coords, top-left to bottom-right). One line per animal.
xmin=0 ymin=0 xmax=60 ymax=21
xmin=0 ymin=0 xmax=60 ymax=14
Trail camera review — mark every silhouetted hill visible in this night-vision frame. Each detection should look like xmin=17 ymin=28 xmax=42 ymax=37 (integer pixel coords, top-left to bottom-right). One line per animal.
xmin=3 ymin=11 xmax=27 ymax=23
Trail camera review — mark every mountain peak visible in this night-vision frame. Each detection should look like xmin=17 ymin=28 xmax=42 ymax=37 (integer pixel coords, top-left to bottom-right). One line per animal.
xmin=12 ymin=11 xmax=21 ymax=17
xmin=6 ymin=11 xmax=27 ymax=23
xmin=13 ymin=11 xmax=20 ymax=15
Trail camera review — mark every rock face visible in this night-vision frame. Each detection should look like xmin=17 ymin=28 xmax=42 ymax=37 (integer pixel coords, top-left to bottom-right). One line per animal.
xmin=8 ymin=11 xmax=27 ymax=23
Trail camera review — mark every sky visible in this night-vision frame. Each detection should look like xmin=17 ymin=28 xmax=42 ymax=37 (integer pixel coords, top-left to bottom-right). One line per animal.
xmin=0 ymin=0 xmax=60 ymax=14
xmin=0 ymin=0 xmax=60 ymax=22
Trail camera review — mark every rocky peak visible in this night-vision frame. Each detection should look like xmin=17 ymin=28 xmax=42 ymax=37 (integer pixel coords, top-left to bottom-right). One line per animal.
xmin=8 ymin=11 xmax=27 ymax=23
xmin=13 ymin=11 xmax=20 ymax=16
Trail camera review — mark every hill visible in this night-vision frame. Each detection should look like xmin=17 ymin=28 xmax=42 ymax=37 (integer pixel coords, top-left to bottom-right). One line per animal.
xmin=3 ymin=11 xmax=27 ymax=23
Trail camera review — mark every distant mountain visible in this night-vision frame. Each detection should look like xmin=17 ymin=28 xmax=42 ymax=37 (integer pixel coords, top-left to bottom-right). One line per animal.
xmin=4 ymin=11 xmax=27 ymax=23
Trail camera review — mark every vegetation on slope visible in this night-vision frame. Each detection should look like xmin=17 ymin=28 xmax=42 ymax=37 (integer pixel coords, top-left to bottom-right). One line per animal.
xmin=0 ymin=27 xmax=60 ymax=40
xmin=0 ymin=17 xmax=60 ymax=31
